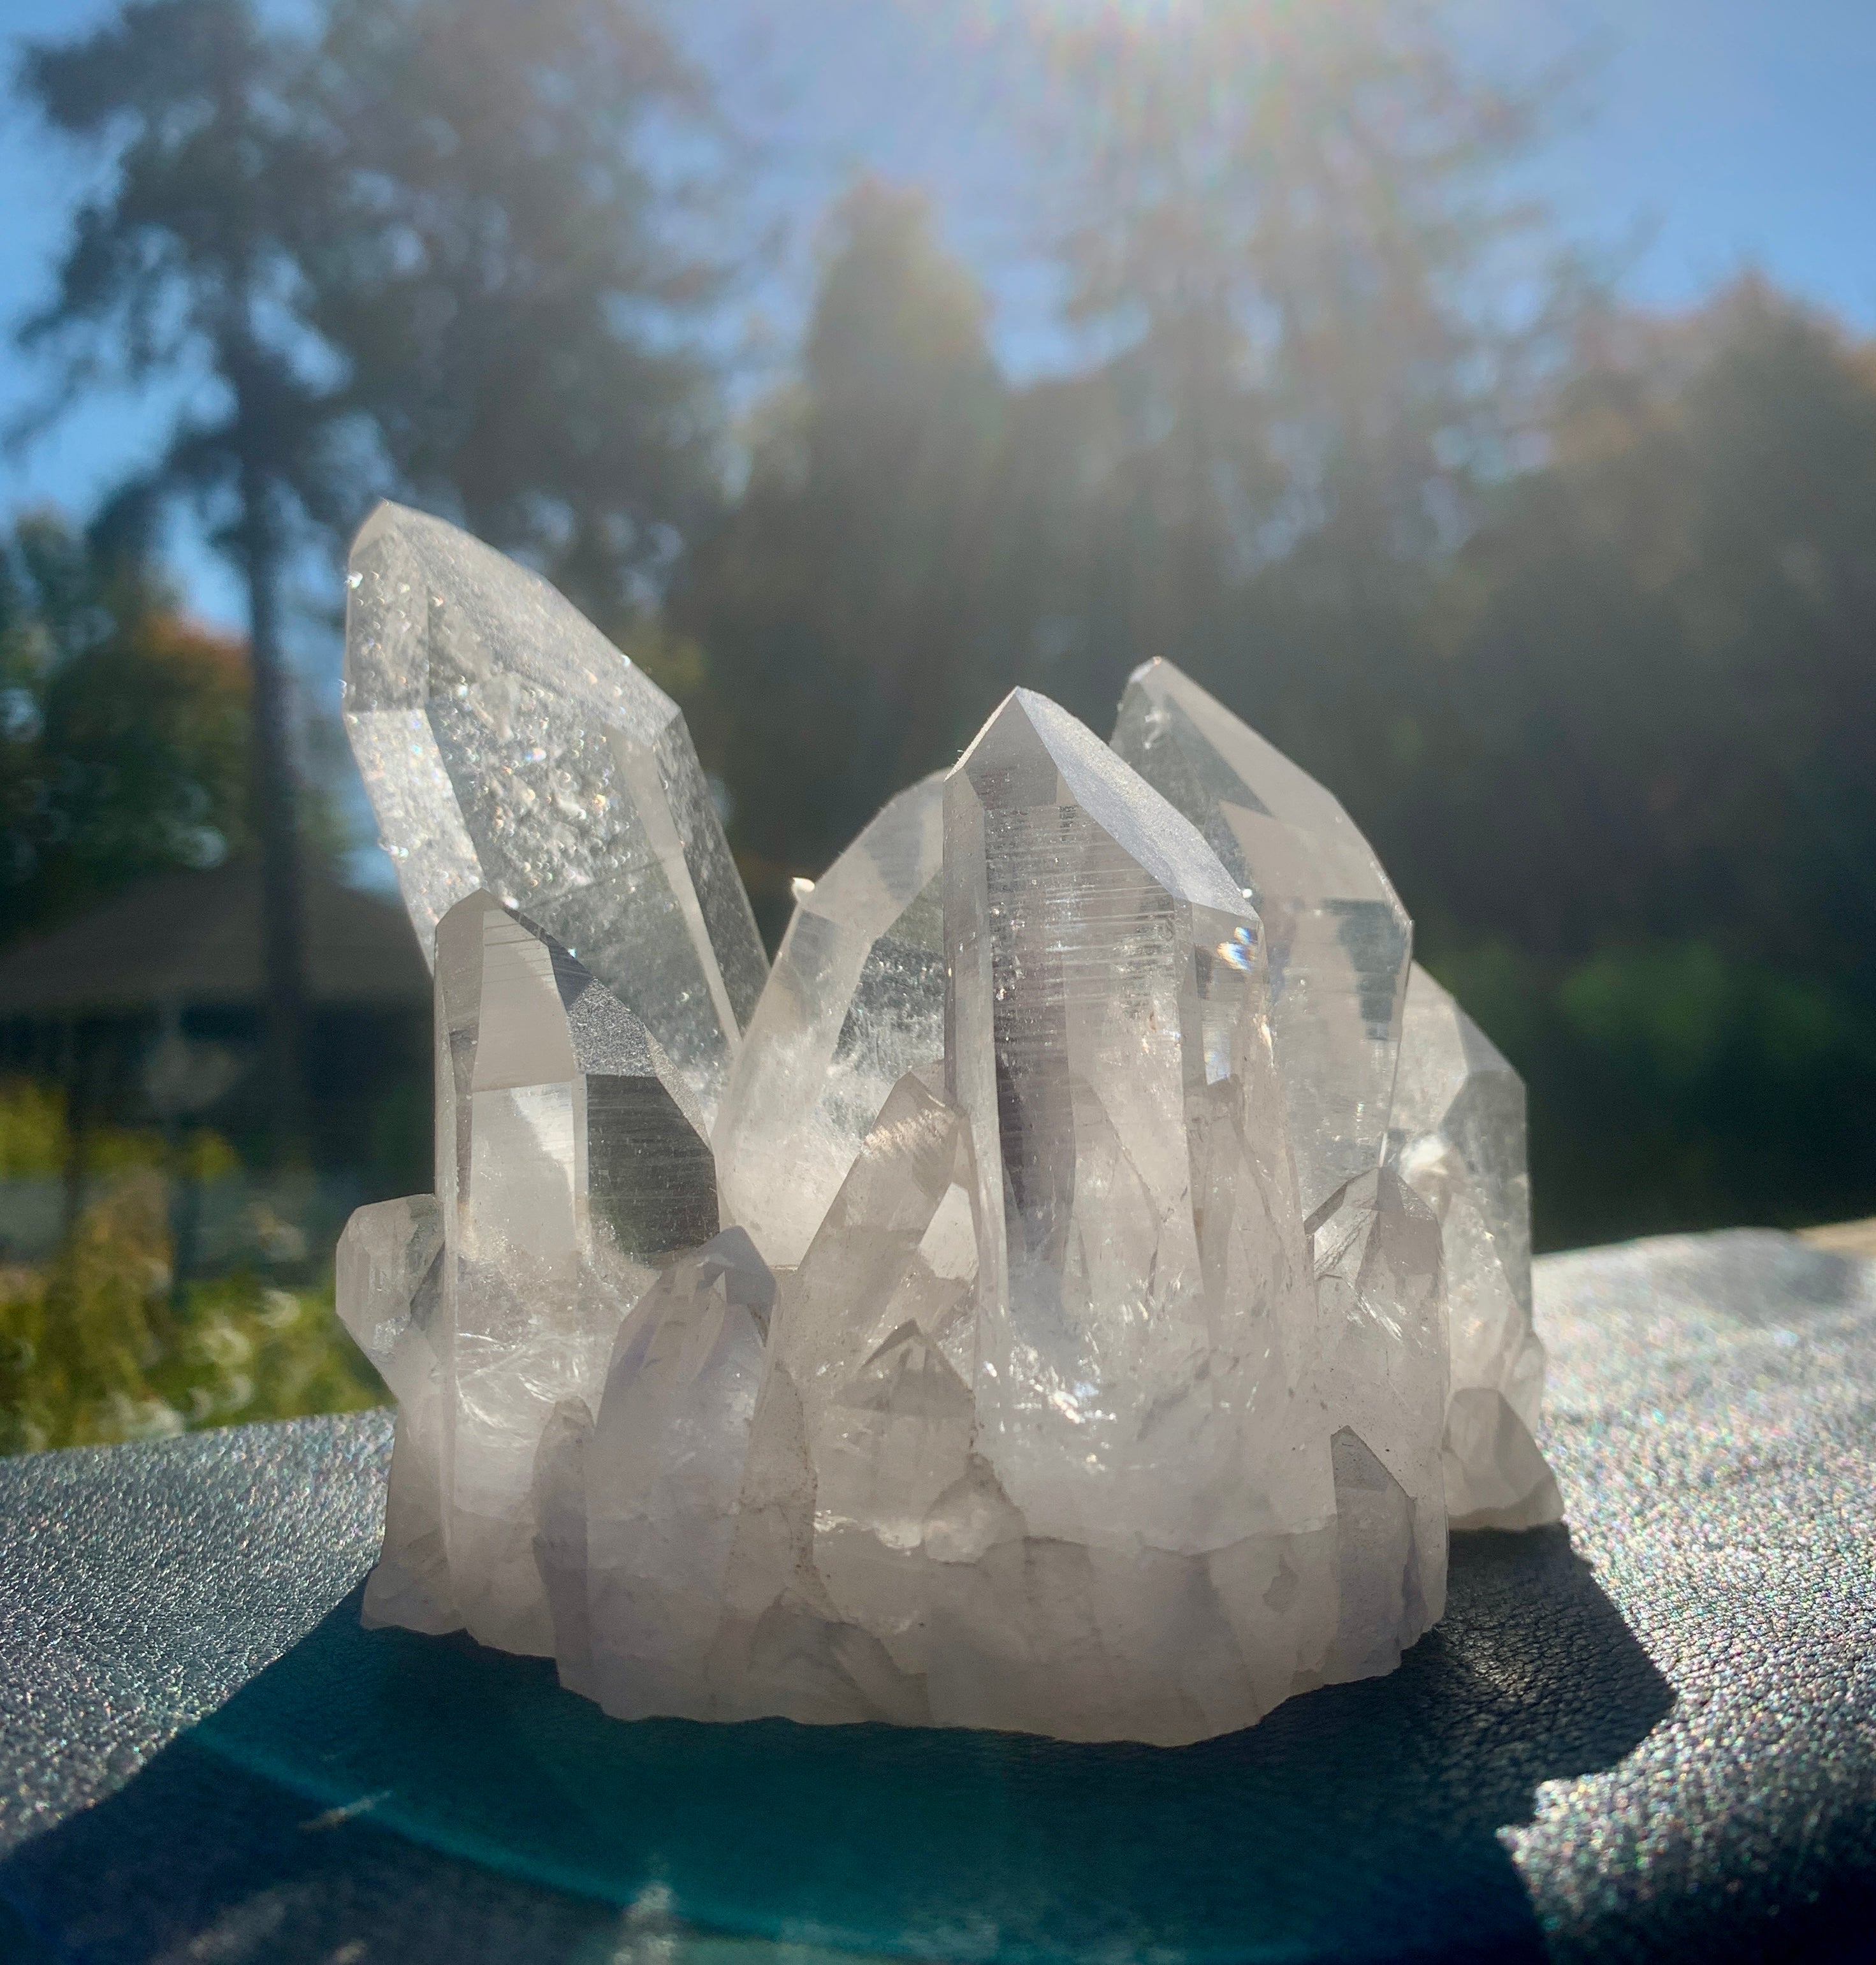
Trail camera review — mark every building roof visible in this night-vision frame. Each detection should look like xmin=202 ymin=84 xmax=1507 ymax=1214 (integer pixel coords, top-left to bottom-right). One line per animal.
xmin=0 ymin=861 xmax=430 ymax=1017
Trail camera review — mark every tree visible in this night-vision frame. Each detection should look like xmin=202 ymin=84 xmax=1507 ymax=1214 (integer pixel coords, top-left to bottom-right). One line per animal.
xmin=1024 ymin=0 xmax=1577 ymax=686
xmin=1387 ymin=281 xmax=1876 ymax=1244
xmin=0 ymin=509 xmax=252 ymax=945
xmin=678 ymin=182 xmax=1007 ymax=930
xmin=16 ymin=0 xmax=736 ymax=1151
xmin=17 ymin=0 xmax=348 ymax=1156
xmin=301 ymin=0 xmax=731 ymax=625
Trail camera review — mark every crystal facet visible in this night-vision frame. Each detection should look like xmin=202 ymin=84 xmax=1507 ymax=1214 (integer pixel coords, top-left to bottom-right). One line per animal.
xmin=337 ymin=1193 xmax=454 ymax=1633
xmin=944 ymin=691 xmax=1328 ymax=1560
xmin=1389 ymin=963 xmax=1561 ymax=1530
xmin=394 ymin=891 xmax=717 ymax=1655
xmin=340 ymin=509 xmax=1564 ymax=1748
xmin=1113 ymin=658 xmax=1411 ymax=1216
xmin=1312 ymin=1166 xmax=1448 ymax=1676
xmin=344 ymin=500 xmax=767 ymax=1122
xmin=549 ymin=1227 xmax=776 ymax=1719
xmin=713 ymin=773 xmax=945 ymax=1266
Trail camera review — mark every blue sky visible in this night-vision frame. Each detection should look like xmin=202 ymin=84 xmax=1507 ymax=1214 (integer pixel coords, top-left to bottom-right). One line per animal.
xmin=1 ymin=0 xmax=1873 ymax=633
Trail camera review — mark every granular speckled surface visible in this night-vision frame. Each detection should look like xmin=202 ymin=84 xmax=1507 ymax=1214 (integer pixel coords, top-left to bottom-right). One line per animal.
xmin=0 ymin=1229 xmax=1872 ymax=1963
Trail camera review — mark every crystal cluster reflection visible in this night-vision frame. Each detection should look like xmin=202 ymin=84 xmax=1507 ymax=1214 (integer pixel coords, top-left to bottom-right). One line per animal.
xmin=339 ymin=502 xmax=1561 ymax=1746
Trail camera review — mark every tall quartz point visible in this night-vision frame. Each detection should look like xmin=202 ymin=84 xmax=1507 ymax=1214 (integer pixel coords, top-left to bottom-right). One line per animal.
xmin=713 ymin=773 xmax=946 ymax=1267
xmin=349 ymin=889 xmax=720 ymax=1656
xmin=1389 ymin=963 xmax=1562 ymax=1530
xmin=874 ymin=688 xmax=1362 ymax=1744
xmin=536 ymin=1228 xmax=776 ymax=1720
xmin=337 ymin=1193 xmax=453 ymax=1633
xmin=1110 ymin=661 xmax=1557 ymax=1529
xmin=343 ymin=500 xmax=767 ymax=1123
xmin=1112 ymin=658 xmax=1411 ymax=1216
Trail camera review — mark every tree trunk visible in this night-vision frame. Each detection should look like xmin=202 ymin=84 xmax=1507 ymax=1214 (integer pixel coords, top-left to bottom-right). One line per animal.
xmin=238 ymin=451 xmax=309 ymax=1167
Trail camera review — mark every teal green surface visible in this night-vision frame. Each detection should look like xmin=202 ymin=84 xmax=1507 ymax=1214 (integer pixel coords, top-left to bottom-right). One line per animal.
xmin=6 ymin=1233 xmax=1876 ymax=1962
xmin=190 ymin=1529 xmax=1660 ymax=1964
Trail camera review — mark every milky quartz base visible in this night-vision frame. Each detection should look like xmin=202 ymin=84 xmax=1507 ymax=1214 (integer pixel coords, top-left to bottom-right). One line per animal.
xmin=341 ymin=508 xmax=1562 ymax=1746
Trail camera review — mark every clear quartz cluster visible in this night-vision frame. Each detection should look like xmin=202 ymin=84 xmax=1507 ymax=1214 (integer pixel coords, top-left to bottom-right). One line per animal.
xmin=339 ymin=507 xmax=1561 ymax=1748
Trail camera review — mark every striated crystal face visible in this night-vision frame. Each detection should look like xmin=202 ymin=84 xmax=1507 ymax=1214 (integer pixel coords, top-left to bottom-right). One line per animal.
xmin=713 ymin=773 xmax=945 ymax=1267
xmin=343 ymin=500 xmax=766 ymax=1123
xmin=1312 ymin=1166 xmax=1449 ymax=1676
xmin=1389 ymin=963 xmax=1560 ymax=1530
xmin=944 ymin=690 xmax=1328 ymax=1558
xmin=391 ymin=891 xmax=717 ymax=1656
xmin=541 ymin=1228 xmax=776 ymax=1720
xmin=338 ymin=509 xmax=1562 ymax=1748
xmin=337 ymin=1194 xmax=455 ymax=1635
xmin=1113 ymin=658 xmax=1411 ymax=1216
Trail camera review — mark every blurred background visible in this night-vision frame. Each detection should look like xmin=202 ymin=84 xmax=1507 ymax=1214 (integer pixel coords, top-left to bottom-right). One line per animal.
xmin=0 ymin=0 xmax=1870 ymax=1451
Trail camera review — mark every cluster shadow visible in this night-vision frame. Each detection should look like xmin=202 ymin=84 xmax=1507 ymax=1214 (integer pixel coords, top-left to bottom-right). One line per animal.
xmin=0 ymin=1526 xmax=1671 ymax=1965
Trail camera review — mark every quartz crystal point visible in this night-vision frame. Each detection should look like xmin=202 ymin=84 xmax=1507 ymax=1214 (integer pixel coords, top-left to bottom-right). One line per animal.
xmin=353 ymin=890 xmax=720 ymax=1656
xmin=713 ymin=773 xmax=945 ymax=1266
xmin=537 ymin=1228 xmax=776 ymax=1720
xmin=1112 ymin=658 xmax=1411 ymax=1216
xmin=945 ymin=690 xmax=1332 ymax=1560
xmin=343 ymin=500 xmax=767 ymax=1122
xmin=1110 ymin=662 xmax=1559 ymax=1531
xmin=337 ymin=1194 xmax=455 ymax=1633
xmin=1389 ymin=963 xmax=1562 ymax=1530
xmin=1311 ymin=1167 xmax=1448 ymax=1677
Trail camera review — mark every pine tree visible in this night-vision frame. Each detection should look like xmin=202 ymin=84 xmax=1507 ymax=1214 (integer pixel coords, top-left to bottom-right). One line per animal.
xmin=18 ymin=0 xmax=346 ymax=1155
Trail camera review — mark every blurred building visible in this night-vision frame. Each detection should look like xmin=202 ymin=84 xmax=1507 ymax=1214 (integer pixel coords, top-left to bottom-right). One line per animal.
xmin=0 ymin=861 xmax=430 ymax=1267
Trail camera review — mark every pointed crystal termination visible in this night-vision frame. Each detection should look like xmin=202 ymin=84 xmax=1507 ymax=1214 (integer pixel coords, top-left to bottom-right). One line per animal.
xmin=1311 ymin=1166 xmax=1448 ymax=1677
xmin=714 ymin=1065 xmax=973 ymax=1729
xmin=342 ymin=500 xmax=767 ymax=1123
xmin=1112 ymin=659 xmax=1411 ymax=1216
xmin=542 ymin=1227 xmax=776 ymax=1721
xmin=413 ymin=891 xmax=719 ymax=1655
xmin=337 ymin=1194 xmax=457 ymax=1634
xmin=336 ymin=1193 xmax=441 ymax=1403
xmin=703 ymin=1069 xmax=966 ymax=1729
xmin=947 ymin=689 xmax=1327 ymax=1556
xmin=1388 ymin=962 xmax=1561 ymax=1530
xmin=713 ymin=773 xmax=946 ymax=1267
xmin=721 ymin=1060 xmax=1346 ymax=1746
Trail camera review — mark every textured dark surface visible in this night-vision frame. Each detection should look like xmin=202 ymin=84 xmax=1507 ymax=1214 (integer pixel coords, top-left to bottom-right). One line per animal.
xmin=1 ymin=1229 xmax=1872 ymax=1964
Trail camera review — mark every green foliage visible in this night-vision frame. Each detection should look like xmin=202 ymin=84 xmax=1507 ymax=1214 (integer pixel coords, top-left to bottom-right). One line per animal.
xmin=684 ymin=190 xmax=1876 ymax=1247
xmin=679 ymin=183 xmax=1010 ymax=933
xmin=1395 ymin=282 xmax=1876 ymax=982
xmin=0 ymin=1075 xmax=381 ymax=1454
xmin=0 ymin=511 xmax=253 ymax=946
xmin=0 ymin=1079 xmax=66 ymax=1178
xmin=1430 ymin=940 xmax=1876 ymax=1249
xmin=300 ymin=0 xmax=730 ymax=618
xmin=0 ymin=1165 xmax=382 ymax=1457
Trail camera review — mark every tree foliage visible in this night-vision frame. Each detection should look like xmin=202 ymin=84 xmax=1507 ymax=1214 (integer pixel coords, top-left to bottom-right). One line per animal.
xmin=0 ymin=512 xmax=252 ymax=944
xmin=1025 ymin=0 xmax=1575 ymax=662
xmin=301 ymin=0 xmax=730 ymax=619
xmin=1395 ymin=282 xmax=1876 ymax=1242
xmin=678 ymin=182 xmax=1009 ymax=928
xmin=6 ymin=0 xmax=1873 ymax=1260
